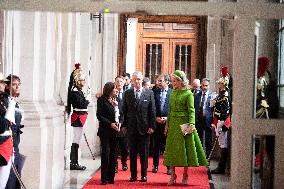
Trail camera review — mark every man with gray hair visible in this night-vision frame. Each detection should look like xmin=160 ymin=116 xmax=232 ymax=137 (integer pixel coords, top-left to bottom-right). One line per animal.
xmin=122 ymin=71 xmax=156 ymax=182
xmin=191 ymin=79 xmax=201 ymax=96
xmin=194 ymin=78 xmax=214 ymax=159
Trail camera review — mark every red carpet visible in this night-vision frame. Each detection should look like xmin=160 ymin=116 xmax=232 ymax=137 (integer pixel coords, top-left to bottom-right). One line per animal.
xmin=82 ymin=157 xmax=210 ymax=189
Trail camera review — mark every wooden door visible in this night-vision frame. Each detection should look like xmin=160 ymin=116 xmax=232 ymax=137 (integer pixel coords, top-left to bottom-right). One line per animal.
xmin=136 ymin=22 xmax=198 ymax=83
xmin=169 ymin=39 xmax=197 ymax=82
xmin=137 ymin=38 xmax=169 ymax=82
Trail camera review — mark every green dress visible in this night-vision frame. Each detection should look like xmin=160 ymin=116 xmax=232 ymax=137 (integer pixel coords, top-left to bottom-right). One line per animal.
xmin=164 ymin=88 xmax=208 ymax=167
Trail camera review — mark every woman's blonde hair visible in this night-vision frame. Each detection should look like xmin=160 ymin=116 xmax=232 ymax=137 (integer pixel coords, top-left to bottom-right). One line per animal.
xmin=172 ymin=70 xmax=189 ymax=87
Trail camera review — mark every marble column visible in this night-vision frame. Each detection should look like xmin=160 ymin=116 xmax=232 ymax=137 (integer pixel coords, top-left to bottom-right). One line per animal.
xmin=3 ymin=11 xmax=65 ymax=189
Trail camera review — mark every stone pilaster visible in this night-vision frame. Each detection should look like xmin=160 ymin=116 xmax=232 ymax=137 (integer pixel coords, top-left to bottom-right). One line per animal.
xmin=3 ymin=11 xmax=66 ymax=189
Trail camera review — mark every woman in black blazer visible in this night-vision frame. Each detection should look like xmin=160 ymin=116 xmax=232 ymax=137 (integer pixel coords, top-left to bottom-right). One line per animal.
xmin=96 ymin=82 xmax=120 ymax=185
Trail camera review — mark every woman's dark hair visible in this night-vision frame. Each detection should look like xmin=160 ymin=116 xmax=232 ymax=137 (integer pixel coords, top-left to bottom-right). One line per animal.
xmin=122 ymin=72 xmax=131 ymax=79
xmin=102 ymin=82 xmax=115 ymax=98
xmin=5 ymin=74 xmax=21 ymax=95
xmin=5 ymin=74 xmax=21 ymax=85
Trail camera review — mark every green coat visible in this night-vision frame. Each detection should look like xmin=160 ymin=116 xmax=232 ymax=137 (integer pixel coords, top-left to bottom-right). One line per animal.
xmin=164 ymin=88 xmax=208 ymax=167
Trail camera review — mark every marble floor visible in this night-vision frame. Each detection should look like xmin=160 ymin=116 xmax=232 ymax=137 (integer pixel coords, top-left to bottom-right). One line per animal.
xmin=209 ymin=160 xmax=231 ymax=189
xmin=63 ymin=157 xmax=230 ymax=189
xmin=64 ymin=157 xmax=101 ymax=189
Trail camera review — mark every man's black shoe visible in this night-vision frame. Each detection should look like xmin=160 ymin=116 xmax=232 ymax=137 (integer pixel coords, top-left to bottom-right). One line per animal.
xmin=108 ymin=180 xmax=114 ymax=184
xmin=211 ymin=167 xmax=225 ymax=174
xmin=122 ymin=164 xmax=128 ymax=171
xmin=101 ymin=181 xmax=107 ymax=185
xmin=129 ymin=177 xmax=137 ymax=182
xmin=152 ymin=166 xmax=158 ymax=173
xmin=140 ymin=176 xmax=147 ymax=182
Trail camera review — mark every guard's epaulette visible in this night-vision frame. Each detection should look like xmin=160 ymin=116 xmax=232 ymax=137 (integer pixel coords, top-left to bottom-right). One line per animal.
xmin=216 ymin=95 xmax=228 ymax=103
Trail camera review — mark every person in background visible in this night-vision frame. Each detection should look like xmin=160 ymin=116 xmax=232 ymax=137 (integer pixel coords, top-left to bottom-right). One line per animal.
xmin=164 ymin=70 xmax=207 ymax=186
xmin=194 ymin=78 xmax=214 ymax=159
xmin=220 ymin=66 xmax=233 ymax=117
xmin=256 ymin=57 xmax=279 ymax=119
xmin=122 ymin=71 xmax=156 ymax=182
xmin=220 ymin=66 xmax=233 ymax=173
xmin=211 ymin=77 xmax=231 ymax=174
xmin=123 ymin=73 xmax=132 ymax=91
xmin=152 ymin=74 xmax=171 ymax=175
xmin=97 ymin=82 xmax=120 ymax=185
xmin=114 ymin=76 xmax=128 ymax=173
xmin=5 ymin=74 xmax=25 ymax=189
xmin=142 ymin=77 xmax=152 ymax=90
xmin=151 ymin=75 xmax=158 ymax=91
xmin=142 ymin=77 xmax=155 ymax=157
xmin=0 ymin=74 xmax=13 ymax=189
xmin=191 ymin=79 xmax=201 ymax=96
xmin=67 ymin=64 xmax=91 ymax=170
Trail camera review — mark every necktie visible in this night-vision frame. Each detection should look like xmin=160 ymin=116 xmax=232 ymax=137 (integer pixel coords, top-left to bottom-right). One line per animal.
xmin=160 ymin=90 xmax=165 ymax=112
xmin=118 ymin=91 xmax=122 ymax=100
xmin=200 ymin=92 xmax=206 ymax=116
xmin=136 ymin=90 xmax=140 ymax=99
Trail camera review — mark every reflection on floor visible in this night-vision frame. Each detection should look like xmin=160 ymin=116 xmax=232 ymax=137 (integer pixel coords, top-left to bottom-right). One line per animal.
xmin=209 ymin=160 xmax=230 ymax=189
xmin=64 ymin=157 xmax=101 ymax=189
xmin=63 ymin=156 xmax=230 ymax=189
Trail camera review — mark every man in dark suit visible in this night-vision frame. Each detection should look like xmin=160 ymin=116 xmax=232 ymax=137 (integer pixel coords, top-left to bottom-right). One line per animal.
xmin=122 ymin=71 xmax=156 ymax=182
xmin=123 ymin=73 xmax=132 ymax=91
xmin=114 ymin=76 xmax=128 ymax=173
xmin=152 ymin=74 xmax=171 ymax=174
xmin=194 ymin=78 xmax=214 ymax=158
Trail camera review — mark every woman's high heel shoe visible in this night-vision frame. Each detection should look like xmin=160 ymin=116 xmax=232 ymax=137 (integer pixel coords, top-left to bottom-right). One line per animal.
xmin=167 ymin=174 xmax=177 ymax=186
xmin=182 ymin=173 xmax=188 ymax=185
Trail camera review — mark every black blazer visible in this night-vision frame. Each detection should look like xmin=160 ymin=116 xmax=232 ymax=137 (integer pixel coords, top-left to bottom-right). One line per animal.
xmin=123 ymin=88 xmax=156 ymax=136
xmin=153 ymin=88 xmax=171 ymax=117
xmin=194 ymin=91 xmax=214 ymax=128
xmin=116 ymin=91 xmax=124 ymax=124
xmin=96 ymin=96 xmax=117 ymax=138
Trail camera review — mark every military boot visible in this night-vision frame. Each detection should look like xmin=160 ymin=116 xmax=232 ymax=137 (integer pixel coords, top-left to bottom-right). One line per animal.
xmin=70 ymin=143 xmax=86 ymax=170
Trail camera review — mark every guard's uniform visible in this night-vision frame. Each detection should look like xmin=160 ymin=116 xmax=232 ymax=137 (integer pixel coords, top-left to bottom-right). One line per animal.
xmin=211 ymin=78 xmax=231 ymax=174
xmin=0 ymin=93 xmax=13 ymax=189
xmin=67 ymin=64 xmax=90 ymax=170
xmin=70 ymin=86 xmax=89 ymax=143
xmin=213 ymin=89 xmax=230 ymax=148
xmin=5 ymin=98 xmax=24 ymax=189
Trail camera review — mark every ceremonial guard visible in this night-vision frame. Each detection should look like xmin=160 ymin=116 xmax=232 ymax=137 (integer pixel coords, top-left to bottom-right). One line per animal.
xmin=256 ymin=57 xmax=272 ymax=119
xmin=0 ymin=74 xmax=13 ymax=189
xmin=4 ymin=74 xmax=25 ymax=189
xmin=211 ymin=77 xmax=231 ymax=174
xmin=66 ymin=64 xmax=91 ymax=170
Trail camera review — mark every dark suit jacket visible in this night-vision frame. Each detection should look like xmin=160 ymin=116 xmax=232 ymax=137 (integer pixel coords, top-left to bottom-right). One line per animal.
xmin=194 ymin=90 xmax=213 ymax=128
xmin=116 ymin=91 xmax=126 ymax=137
xmin=123 ymin=88 xmax=156 ymax=136
xmin=96 ymin=96 xmax=117 ymax=138
xmin=153 ymin=88 xmax=171 ymax=117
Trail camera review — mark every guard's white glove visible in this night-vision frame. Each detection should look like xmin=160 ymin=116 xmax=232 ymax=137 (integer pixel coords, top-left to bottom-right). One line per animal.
xmin=5 ymin=98 xmax=16 ymax=124
xmin=215 ymin=120 xmax=224 ymax=137
xmin=87 ymin=88 xmax=91 ymax=95
xmin=86 ymin=93 xmax=92 ymax=102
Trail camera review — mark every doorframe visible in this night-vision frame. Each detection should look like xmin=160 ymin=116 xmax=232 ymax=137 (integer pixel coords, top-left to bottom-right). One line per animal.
xmin=117 ymin=14 xmax=207 ymax=79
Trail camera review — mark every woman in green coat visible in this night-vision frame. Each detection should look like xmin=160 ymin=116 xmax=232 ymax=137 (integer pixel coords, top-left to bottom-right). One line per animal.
xmin=164 ymin=70 xmax=208 ymax=185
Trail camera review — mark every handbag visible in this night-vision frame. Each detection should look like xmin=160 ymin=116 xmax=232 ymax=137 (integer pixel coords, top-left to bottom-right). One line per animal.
xmin=180 ymin=123 xmax=195 ymax=136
